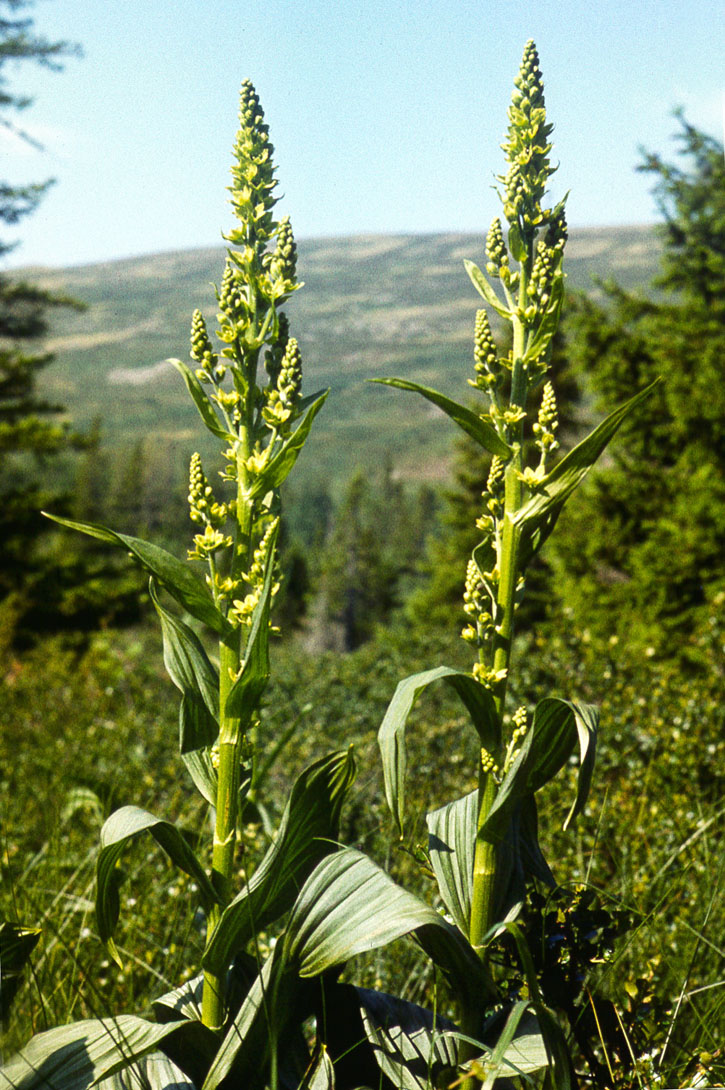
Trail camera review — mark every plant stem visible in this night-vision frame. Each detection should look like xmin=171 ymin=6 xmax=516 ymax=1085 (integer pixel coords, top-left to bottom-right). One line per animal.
xmin=201 ymin=407 xmax=254 ymax=1030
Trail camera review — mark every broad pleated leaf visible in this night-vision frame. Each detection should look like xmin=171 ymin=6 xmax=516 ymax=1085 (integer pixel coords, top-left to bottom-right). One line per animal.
xmin=478 ymin=1005 xmax=550 ymax=1089
xmin=481 ymin=698 xmax=598 ymax=843
xmin=463 ymin=260 xmax=512 ymax=320
xmin=283 ymin=849 xmax=489 ymax=1002
xmin=513 ymin=380 xmax=660 ymax=565
xmin=373 ymin=378 xmax=512 ymax=460
xmin=298 ymin=1047 xmax=335 ymax=1090
xmin=167 ymin=357 xmax=235 ymax=442
xmin=248 ymin=391 xmax=328 ymax=498
xmin=94 ymin=1051 xmax=196 ymax=1090
xmin=426 ymin=791 xmax=477 ymax=935
xmin=150 ymin=580 xmax=219 ymax=804
xmin=224 ymin=523 xmax=279 ymax=730
xmin=0 ymin=922 xmax=41 ymax=1021
xmin=42 ymin=515 xmax=228 ymax=635
xmin=0 ymin=1016 xmax=187 ymax=1090
xmin=356 ymin=987 xmax=458 ymax=1090
xmin=203 ymin=749 xmax=356 ymax=974
xmin=96 ymin=807 xmax=219 ymax=966
xmin=378 ymin=666 xmax=499 ymax=835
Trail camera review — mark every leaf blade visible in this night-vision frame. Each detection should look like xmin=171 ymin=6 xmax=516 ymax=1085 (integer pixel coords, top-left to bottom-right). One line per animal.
xmin=372 ymin=378 xmax=512 ymax=460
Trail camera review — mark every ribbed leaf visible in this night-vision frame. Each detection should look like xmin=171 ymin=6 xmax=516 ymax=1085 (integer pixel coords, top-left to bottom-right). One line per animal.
xmin=203 ymin=750 xmax=356 ymax=975
xmin=378 ymin=666 xmax=499 ymax=835
xmin=0 ymin=1016 xmax=187 ymax=1090
xmin=42 ymin=515 xmax=228 ymax=635
xmin=299 ymin=1047 xmax=335 ymax=1090
xmin=426 ymin=790 xmax=477 ymax=935
xmin=478 ymin=1004 xmax=549 ymax=1089
xmin=481 ymin=698 xmax=598 ymax=843
xmin=283 ymin=849 xmax=489 ymax=1002
xmin=249 ymin=391 xmax=329 ymax=498
xmin=96 ymin=807 xmax=220 ymax=966
xmin=149 ymin=580 xmax=219 ymax=804
xmin=167 ymin=357 xmax=235 ymax=442
xmin=463 ymin=260 xmax=512 ymax=320
xmin=224 ymin=523 xmax=279 ymax=731
xmin=356 ymin=987 xmax=458 ymax=1090
xmin=95 ymin=1051 xmax=196 ymax=1090
xmin=513 ymin=380 xmax=660 ymax=564
xmin=373 ymin=378 xmax=512 ymax=460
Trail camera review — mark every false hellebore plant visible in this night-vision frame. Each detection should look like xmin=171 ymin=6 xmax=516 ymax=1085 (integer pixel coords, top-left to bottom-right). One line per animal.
xmin=2 ymin=45 xmax=657 ymax=1090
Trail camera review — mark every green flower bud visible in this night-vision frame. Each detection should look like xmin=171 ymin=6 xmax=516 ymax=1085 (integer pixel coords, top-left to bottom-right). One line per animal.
xmin=190 ymin=310 xmax=217 ymax=371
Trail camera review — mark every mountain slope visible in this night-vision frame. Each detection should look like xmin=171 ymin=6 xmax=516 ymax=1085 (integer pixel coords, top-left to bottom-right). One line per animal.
xmin=26 ymin=225 xmax=660 ymax=493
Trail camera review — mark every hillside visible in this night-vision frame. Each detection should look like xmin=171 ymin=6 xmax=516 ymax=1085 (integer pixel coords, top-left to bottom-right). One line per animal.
xmin=26 ymin=225 xmax=660 ymax=495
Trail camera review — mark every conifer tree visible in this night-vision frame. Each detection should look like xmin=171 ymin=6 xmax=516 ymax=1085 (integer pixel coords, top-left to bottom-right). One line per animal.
xmin=0 ymin=1 xmax=84 ymax=645
xmin=551 ymin=117 xmax=725 ymax=649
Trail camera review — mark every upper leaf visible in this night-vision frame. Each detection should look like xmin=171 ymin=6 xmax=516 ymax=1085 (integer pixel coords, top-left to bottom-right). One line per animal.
xmin=248 ymin=390 xmax=329 ymax=498
xmin=168 ymin=357 xmax=236 ymax=442
xmin=513 ymin=380 xmax=661 ymax=565
xmin=42 ymin=515 xmax=229 ymax=635
xmin=481 ymin=698 xmax=598 ymax=843
xmin=378 ymin=666 xmax=499 ymax=835
xmin=224 ymin=522 xmax=279 ymax=732
xmin=372 ymin=378 xmax=512 ymax=460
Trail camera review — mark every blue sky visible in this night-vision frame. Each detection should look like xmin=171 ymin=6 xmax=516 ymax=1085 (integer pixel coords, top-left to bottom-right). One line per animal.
xmin=2 ymin=0 xmax=723 ymax=269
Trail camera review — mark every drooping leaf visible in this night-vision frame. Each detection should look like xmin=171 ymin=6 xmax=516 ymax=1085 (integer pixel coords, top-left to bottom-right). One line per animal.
xmin=224 ymin=522 xmax=279 ymax=731
xmin=378 ymin=667 xmax=499 ymax=835
xmin=0 ymin=1016 xmax=189 ymax=1090
xmin=178 ymin=695 xmax=218 ymax=807
xmin=96 ymin=806 xmax=220 ymax=967
xmin=372 ymin=378 xmax=512 ymax=460
xmin=203 ymin=749 xmax=356 ymax=975
xmin=463 ymin=260 xmax=512 ymax=320
xmin=426 ymin=791 xmax=477 ymax=936
xmin=0 ymin=922 xmax=41 ymax=1022
xmin=249 ymin=391 xmax=329 ymax=498
xmin=513 ymin=380 xmax=661 ymax=565
xmin=149 ymin=580 xmax=219 ymax=804
xmin=42 ymin=515 xmax=228 ymax=635
xmin=167 ymin=357 xmax=235 ymax=442
xmin=481 ymin=698 xmax=597 ymax=843
xmin=356 ymin=987 xmax=458 ymax=1090
xmin=283 ymin=849 xmax=490 ymax=1003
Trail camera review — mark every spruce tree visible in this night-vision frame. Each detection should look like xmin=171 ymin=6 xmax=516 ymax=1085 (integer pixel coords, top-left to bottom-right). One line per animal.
xmin=551 ymin=116 xmax=725 ymax=650
xmin=0 ymin=1 xmax=84 ymax=646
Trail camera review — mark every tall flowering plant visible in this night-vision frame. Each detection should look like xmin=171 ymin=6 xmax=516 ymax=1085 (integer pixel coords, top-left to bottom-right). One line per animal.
xmin=2 ymin=45 xmax=657 ymax=1090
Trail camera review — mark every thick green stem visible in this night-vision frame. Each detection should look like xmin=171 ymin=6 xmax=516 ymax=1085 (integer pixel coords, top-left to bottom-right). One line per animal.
xmin=462 ymin=281 xmax=530 ymax=1090
xmin=201 ymin=397 xmax=255 ymax=1030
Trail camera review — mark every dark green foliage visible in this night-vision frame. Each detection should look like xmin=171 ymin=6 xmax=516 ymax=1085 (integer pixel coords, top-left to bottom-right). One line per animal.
xmin=0 ymin=3 xmax=141 ymax=648
xmin=318 ymin=462 xmax=434 ymax=650
xmin=552 ymin=117 xmax=725 ymax=650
